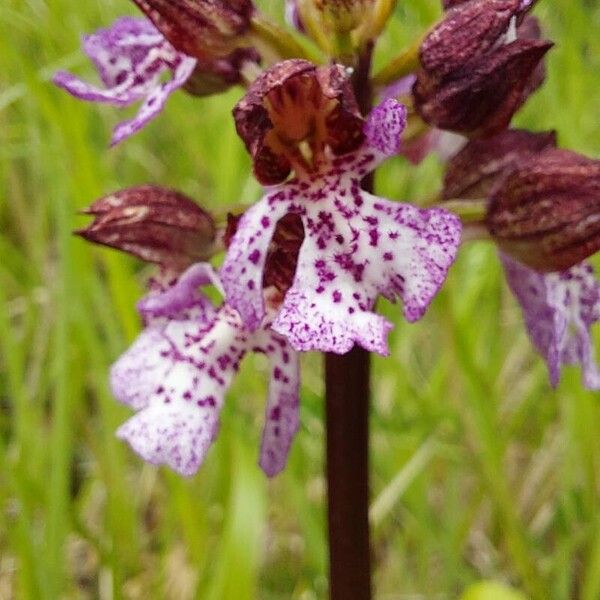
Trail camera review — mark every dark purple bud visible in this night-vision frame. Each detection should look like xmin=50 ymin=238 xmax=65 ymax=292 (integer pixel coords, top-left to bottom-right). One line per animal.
xmin=422 ymin=0 xmax=526 ymax=80
xmin=416 ymin=0 xmax=549 ymax=136
xmin=443 ymin=128 xmax=557 ymax=199
xmin=442 ymin=0 xmax=537 ymax=11
xmin=233 ymin=59 xmax=364 ymax=185
xmin=486 ymin=149 xmax=600 ymax=272
xmin=131 ymin=0 xmax=255 ymax=60
xmin=77 ymin=186 xmax=216 ymax=269
xmin=414 ymin=38 xmax=552 ymax=137
xmin=183 ymin=48 xmax=260 ymax=96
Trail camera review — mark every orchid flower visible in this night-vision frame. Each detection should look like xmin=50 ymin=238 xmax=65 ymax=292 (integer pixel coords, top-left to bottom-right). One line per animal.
xmin=443 ymin=132 xmax=600 ymax=389
xmin=221 ymin=60 xmax=462 ymax=356
xmin=111 ymin=262 xmax=300 ymax=477
xmin=53 ymin=17 xmax=197 ymax=145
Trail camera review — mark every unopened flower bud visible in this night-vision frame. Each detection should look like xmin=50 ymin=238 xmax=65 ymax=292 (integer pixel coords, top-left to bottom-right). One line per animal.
xmin=414 ymin=0 xmax=550 ymax=136
xmin=316 ymin=0 xmax=375 ymax=34
xmin=421 ymin=0 xmax=525 ymax=79
xmin=291 ymin=0 xmax=392 ymax=55
xmin=233 ymin=59 xmax=364 ymax=184
xmin=443 ymin=128 xmax=556 ymax=199
xmin=486 ymin=149 xmax=600 ymax=272
xmin=77 ymin=186 xmax=216 ymax=269
xmin=131 ymin=0 xmax=255 ymax=60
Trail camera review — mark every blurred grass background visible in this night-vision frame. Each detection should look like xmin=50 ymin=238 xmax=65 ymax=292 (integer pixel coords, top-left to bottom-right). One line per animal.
xmin=1 ymin=0 xmax=599 ymax=598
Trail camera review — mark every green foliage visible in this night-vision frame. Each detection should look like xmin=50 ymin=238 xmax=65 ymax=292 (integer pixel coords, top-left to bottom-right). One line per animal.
xmin=0 ymin=0 xmax=599 ymax=598
xmin=460 ymin=581 xmax=528 ymax=600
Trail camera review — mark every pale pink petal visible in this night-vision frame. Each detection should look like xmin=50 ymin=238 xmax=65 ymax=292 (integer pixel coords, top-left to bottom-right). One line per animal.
xmin=257 ymin=331 xmax=300 ymax=476
xmin=116 ymin=362 xmax=222 ymax=476
xmin=114 ymin=305 xmax=249 ymax=475
xmin=501 ymin=255 xmax=600 ymax=389
xmin=271 ymin=184 xmax=461 ymax=354
xmin=137 ymin=262 xmax=219 ymax=322
xmin=53 ymin=16 xmax=196 ymax=144
xmin=110 ymin=326 xmax=175 ymax=410
xmin=220 ymin=192 xmax=295 ymax=331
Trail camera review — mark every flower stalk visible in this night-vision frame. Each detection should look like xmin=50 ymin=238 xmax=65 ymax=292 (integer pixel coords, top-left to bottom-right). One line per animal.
xmin=325 ymin=348 xmax=372 ymax=600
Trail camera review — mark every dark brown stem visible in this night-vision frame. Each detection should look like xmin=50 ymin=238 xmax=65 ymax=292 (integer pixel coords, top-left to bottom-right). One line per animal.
xmin=325 ymin=43 xmax=374 ymax=600
xmin=325 ymin=349 xmax=372 ymax=600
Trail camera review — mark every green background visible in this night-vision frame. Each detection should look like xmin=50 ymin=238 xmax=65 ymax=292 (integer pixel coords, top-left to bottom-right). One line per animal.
xmin=1 ymin=0 xmax=599 ymax=597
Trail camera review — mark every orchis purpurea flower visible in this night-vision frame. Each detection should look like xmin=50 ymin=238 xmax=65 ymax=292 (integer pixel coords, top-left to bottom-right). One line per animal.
xmin=221 ymin=60 xmax=462 ymax=355
xmin=501 ymin=257 xmax=600 ymax=390
xmin=54 ymin=17 xmax=197 ymax=146
xmin=413 ymin=0 xmax=551 ymax=137
xmin=443 ymin=134 xmax=600 ymax=389
xmin=53 ymin=17 xmax=259 ymax=145
xmin=111 ymin=262 xmax=300 ymax=476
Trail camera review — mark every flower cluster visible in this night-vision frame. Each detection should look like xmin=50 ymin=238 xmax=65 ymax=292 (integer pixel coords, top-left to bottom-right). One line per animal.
xmin=57 ymin=0 xmax=600 ymax=476
xmin=405 ymin=0 xmax=600 ymax=388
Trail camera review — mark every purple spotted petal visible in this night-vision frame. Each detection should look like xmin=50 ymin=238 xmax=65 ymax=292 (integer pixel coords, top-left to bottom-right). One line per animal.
xmin=364 ymin=99 xmax=407 ymax=158
xmin=112 ymin=267 xmax=220 ymax=410
xmin=111 ymin=265 xmax=302 ymax=477
xmin=110 ymin=54 xmax=196 ymax=146
xmin=52 ymin=71 xmax=144 ymax=106
xmin=114 ymin=305 xmax=249 ymax=476
xmin=257 ymin=331 xmax=300 ymax=476
xmin=116 ymin=391 xmax=220 ymax=476
xmin=272 ymin=185 xmax=461 ymax=354
xmin=501 ymin=255 xmax=600 ymax=389
xmin=111 ymin=325 xmax=176 ymax=410
xmin=221 ymin=193 xmax=294 ymax=330
xmin=82 ymin=17 xmax=164 ymax=87
xmin=53 ymin=16 xmax=196 ymax=144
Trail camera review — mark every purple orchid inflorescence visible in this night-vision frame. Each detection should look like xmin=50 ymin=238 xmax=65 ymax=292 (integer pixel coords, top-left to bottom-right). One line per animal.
xmin=59 ymin=0 xmax=600 ymax=478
